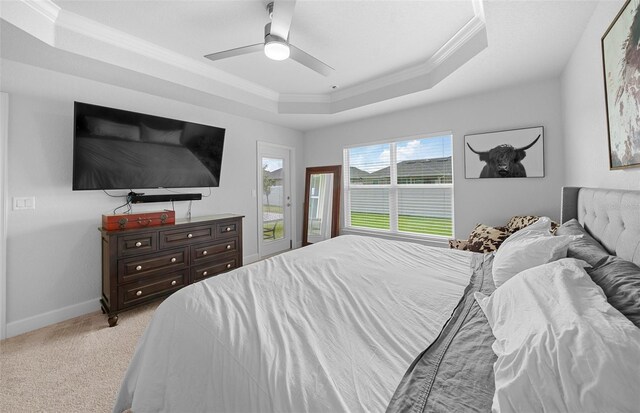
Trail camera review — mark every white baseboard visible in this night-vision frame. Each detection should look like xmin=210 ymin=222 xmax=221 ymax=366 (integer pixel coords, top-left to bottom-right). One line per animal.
xmin=6 ymin=254 xmax=263 ymax=338
xmin=6 ymin=298 xmax=101 ymax=338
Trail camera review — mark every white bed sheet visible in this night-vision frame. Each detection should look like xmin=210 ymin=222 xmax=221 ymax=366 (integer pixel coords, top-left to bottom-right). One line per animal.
xmin=114 ymin=235 xmax=475 ymax=413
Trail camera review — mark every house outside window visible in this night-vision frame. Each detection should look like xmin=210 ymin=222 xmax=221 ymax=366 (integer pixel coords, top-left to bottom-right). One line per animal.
xmin=343 ymin=133 xmax=453 ymax=238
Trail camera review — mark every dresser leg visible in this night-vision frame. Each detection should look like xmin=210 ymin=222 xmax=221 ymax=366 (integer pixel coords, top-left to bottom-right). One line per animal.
xmin=108 ymin=314 xmax=119 ymax=327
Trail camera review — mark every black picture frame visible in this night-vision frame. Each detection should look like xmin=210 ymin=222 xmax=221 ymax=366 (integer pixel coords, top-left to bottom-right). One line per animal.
xmin=464 ymin=126 xmax=544 ymax=179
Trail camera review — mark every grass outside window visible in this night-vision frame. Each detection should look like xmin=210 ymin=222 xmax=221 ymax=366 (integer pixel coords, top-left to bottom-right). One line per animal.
xmin=350 ymin=211 xmax=452 ymax=237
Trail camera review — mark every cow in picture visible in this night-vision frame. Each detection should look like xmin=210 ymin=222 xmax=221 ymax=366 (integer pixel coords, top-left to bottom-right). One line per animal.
xmin=466 ymin=135 xmax=540 ymax=178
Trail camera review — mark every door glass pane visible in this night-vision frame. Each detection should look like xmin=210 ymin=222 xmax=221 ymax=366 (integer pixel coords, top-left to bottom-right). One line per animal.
xmin=262 ymin=157 xmax=284 ymax=241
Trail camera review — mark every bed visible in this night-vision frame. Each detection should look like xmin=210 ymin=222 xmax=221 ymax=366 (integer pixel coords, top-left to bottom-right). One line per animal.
xmin=114 ymin=187 xmax=640 ymax=413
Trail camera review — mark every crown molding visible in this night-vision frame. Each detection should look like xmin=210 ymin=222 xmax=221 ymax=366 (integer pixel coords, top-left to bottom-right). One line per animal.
xmin=21 ymin=0 xmax=60 ymax=22
xmin=54 ymin=9 xmax=278 ymax=102
xmin=278 ymin=93 xmax=331 ymax=104
xmin=3 ymin=0 xmax=487 ymax=116
xmin=0 ymin=0 xmax=60 ymax=44
xmin=2 ymin=0 xmax=278 ymax=106
xmin=279 ymin=0 xmax=488 ymax=113
xmin=329 ymin=14 xmax=485 ymax=104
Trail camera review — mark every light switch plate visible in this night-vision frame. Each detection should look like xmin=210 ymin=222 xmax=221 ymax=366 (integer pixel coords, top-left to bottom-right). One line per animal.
xmin=13 ymin=197 xmax=35 ymax=210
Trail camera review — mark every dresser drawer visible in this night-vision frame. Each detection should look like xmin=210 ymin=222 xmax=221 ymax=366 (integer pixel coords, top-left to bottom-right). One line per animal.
xmin=117 ymin=233 xmax=157 ymax=257
xmin=159 ymin=225 xmax=214 ymax=248
xmin=118 ymin=247 xmax=188 ymax=283
xmin=119 ymin=271 xmax=187 ymax=308
xmin=192 ymin=256 xmax=239 ymax=282
xmin=215 ymin=220 xmax=240 ymax=238
xmin=191 ymin=238 xmax=239 ymax=264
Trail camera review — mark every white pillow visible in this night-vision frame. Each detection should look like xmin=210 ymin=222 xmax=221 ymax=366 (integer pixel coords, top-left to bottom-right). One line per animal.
xmin=492 ymin=217 xmax=574 ymax=287
xmin=475 ymin=258 xmax=640 ymax=413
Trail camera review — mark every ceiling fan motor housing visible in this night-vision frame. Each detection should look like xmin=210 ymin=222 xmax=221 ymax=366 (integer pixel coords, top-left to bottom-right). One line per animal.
xmin=264 ymin=22 xmax=287 ymax=43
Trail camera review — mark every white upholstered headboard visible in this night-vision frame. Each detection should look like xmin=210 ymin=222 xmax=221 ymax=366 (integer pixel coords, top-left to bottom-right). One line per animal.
xmin=561 ymin=187 xmax=640 ymax=266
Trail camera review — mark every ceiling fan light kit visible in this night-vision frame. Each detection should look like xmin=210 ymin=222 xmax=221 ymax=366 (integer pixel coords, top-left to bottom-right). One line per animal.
xmin=264 ymin=37 xmax=290 ymax=61
xmin=263 ymin=22 xmax=290 ymax=61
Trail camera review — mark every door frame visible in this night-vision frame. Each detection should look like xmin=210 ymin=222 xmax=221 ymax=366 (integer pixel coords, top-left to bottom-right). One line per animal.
xmin=1 ymin=92 xmax=9 ymax=339
xmin=257 ymin=141 xmax=296 ymax=259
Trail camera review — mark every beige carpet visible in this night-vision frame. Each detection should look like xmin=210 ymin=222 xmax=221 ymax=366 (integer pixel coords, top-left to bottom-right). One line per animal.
xmin=0 ymin=301 xmax=160 ymax=412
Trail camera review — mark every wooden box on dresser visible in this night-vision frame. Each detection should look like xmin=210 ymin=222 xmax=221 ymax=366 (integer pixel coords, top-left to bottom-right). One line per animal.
xmin=100 ymin=214 xmax=244 ymax=326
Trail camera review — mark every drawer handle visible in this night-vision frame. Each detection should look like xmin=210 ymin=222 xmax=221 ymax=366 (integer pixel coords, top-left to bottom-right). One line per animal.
xmin=171 ymin=280 xmax=177 ymax=286
xmin=203 ymin=271 xmax=208 ymax=276
xmin=135 ymin=265 xmax=142 ymax=271
xmin=226 ymin=244 xmax=231 ymax=250
xmin=171 ymin=257 xmax=177 ymax=263
xmin=187 ymin=233 xmax=193 ymax=238
xmin=203 ymin=250 xmax=208 ymax=256
xmin=226 ymin=263 xmax=232 ymax=269
xmin=136 ymin=290 xmax=142 ymax=296
xmin=225 ymin=227 xmax=231 ymax=232
xmin=135 ymin=241 xmax=142 ymax=247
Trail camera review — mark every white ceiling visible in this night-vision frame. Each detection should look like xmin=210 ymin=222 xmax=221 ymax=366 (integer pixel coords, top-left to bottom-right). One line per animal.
xmin=0 ymin=0 xmax=598 ymax=131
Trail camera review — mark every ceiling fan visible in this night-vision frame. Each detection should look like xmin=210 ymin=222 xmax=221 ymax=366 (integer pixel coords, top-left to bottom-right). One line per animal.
xmin=204 ymin=0 xmax=334 ymax=77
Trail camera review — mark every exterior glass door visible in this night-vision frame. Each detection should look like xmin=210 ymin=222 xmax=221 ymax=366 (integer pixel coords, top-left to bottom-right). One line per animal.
xmin=258 ymin=144 xmax=292 ymax=257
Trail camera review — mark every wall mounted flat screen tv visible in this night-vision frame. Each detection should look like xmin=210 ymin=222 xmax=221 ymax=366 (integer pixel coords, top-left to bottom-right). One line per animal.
xmin=73 ymin=102 xmax=225 ymax=190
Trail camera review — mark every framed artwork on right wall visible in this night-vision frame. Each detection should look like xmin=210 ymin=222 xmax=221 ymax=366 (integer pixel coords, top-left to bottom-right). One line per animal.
xmin=602 ymin=0 xmax=640 ymax=169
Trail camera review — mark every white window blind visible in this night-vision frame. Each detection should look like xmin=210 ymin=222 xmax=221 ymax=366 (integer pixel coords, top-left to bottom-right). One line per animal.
xmin=343 ymin=134 xmax=453 ymax=238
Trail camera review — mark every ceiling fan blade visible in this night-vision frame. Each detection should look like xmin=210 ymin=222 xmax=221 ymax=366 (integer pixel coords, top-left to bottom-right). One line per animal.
xmin=290 ymin=45 xmax=334 ymax=77
xmin=204 ymin=43 xmax=263 ymax=62
xmin=270 ymin=0 xmax=297 ymax=40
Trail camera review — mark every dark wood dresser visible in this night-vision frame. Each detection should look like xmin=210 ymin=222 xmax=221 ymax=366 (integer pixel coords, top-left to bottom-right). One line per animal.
xmin=100 ymin=214 xmax=243 ymax=326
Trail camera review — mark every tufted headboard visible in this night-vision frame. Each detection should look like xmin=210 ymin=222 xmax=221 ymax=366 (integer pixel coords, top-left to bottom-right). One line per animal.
xmin=561 ymin=187 xmax=640 ymax=266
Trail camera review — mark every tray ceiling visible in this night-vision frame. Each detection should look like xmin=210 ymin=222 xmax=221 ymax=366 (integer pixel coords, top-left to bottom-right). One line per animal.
xmin=0 ymin=0 xmax=598 ymax=131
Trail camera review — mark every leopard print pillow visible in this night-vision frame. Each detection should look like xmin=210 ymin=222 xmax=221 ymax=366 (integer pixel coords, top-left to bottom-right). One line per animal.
xmin=507 ymin=215 xmax=560 ymax=234
xmin=507 ymin=215 xmax=540 ymax=232
xmin=448 ymin=239 xmax=470 ymax=250
xmin=466 ymin=224 xmax=512 ymax=253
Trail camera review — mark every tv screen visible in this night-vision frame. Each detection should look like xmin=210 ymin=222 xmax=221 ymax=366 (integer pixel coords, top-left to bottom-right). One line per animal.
xmin=72 ymin=102 xmax=225 ymax=190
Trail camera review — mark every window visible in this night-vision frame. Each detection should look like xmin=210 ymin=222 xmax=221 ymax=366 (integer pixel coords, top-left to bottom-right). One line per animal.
xmin=343 ymin=134 xmax=453 ymax=238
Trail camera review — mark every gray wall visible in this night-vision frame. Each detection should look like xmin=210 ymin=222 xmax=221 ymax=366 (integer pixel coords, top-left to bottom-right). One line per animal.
xmin=562 ymin=0 xmax=640 ymax=189
xmin=305 ymin=78 xmax=566 ymax=241
xmin=1 ymin=59 xmax=305 ymax=336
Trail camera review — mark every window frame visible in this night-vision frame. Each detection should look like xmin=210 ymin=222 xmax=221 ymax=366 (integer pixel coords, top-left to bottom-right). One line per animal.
xmin=342 ymin=132 xmax=455 ymax=243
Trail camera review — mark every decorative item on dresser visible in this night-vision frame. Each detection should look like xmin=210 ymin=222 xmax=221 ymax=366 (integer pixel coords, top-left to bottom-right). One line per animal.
xmin=100 ymin=214 xmax=243 ymax=326
xmin=102 ymin=210 xmax=176 ymax=230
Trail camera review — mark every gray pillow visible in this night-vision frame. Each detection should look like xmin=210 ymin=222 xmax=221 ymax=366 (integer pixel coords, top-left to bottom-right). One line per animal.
xmin=555 ymin=219 xmax=609 ymax=266
xmin=587 ymin=255 xmax=640 ymax=329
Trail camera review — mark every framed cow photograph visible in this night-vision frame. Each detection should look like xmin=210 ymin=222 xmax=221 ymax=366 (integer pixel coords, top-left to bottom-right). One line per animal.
xmin=464 ymin=126 xmax=544 ymax=179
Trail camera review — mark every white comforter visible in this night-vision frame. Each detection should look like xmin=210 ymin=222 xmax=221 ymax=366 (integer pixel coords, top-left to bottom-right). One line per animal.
xmin=114 ymin=235 xmax=474 ymax=412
